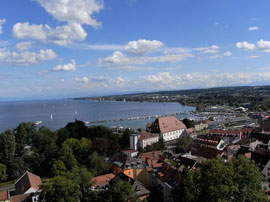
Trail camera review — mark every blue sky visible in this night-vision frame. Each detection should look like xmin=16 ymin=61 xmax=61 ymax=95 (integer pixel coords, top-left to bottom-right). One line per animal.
xmin=1 ymin=0 xmax=270 ymax=100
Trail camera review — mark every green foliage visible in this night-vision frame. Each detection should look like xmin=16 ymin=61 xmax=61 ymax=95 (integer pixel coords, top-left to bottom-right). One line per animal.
xmin=32 ymin=127 xmax=59 ymax=176
xmin=65 ymin=120 xmax=89 ymax=139
xmin=143 ymin=138 xmax=165 ymax=152
xmin=66 ymin=166 xmax=93 ymax=201
xmin=176 ymin=135 xmax=192 ymax=153
xmin=105 ymin=181 xmax=138 ymax=202
xmin=120 ymin=128 xmax=133 ymax=148
xmin=173 ymin=155 xmax=268 ymax=202
xmin=88 ymin=151 xmax=111 ymax=176
xmin=0 ymin=130 xmax=16 ymax=166
xmin=13 ymin=123 xmax=27 ymax=156
xmin=182 ymin=118 xmax=194 ymax=128
xmin=51 ymin=160 xmax=66 ymax=177
xmin=39 ymin=176 xmax=81 ymax=202
xmin=9 ymin=157 xmax=26 ymax=179
xmin=0 ymin=164 xmax=7 ymax=182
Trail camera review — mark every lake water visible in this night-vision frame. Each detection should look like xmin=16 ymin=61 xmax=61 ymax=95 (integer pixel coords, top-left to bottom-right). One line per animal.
xmin=0 ymin=99 xmax=195 ymax=132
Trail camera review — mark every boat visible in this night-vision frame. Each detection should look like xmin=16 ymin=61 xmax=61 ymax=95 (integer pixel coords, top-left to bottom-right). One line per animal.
xmin=50 ymin=114 xmax=53 ymax=120
xmin=35 ymin=121 xmax=43 ymax=125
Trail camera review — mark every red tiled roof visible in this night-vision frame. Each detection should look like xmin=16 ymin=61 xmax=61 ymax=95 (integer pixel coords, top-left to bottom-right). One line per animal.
xmin=158 ymin=116 xmax=187 ymax=133
xmin=15 ymin=171 xmax=42 ymax=195
xmin=139 ymin=151 xmax=162 ymax=161
xmin=139 ymin=132 xmax=159 ymax=140
xmin=0 ymin=191 xmax=7 ymax=201
xmin=91 ymin=173 xmax=115 ymax=188
xmin=10 ymin=194 xmax=31 ymax=202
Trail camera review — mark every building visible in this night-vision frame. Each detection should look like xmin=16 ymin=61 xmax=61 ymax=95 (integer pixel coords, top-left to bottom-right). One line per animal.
xmin=149 ymin=116 xmax=187 ymax=142
xmin=194 ymin=120 xmax=209 ymax=131
xmin=14 ymin=171 xmax=42 ymax=202
xmin=130 ymin=132 xmax=159 ymax=150
xmin=0 ymin=191 xmax=9 ymax=202
xmin=91 ymin=173 xmax=115 ymax=190
xmin=139 ymin=132 xmax=159 ymax=149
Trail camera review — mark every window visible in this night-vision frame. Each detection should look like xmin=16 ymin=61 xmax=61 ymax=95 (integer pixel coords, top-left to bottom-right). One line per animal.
xmin=128 ymin=171 xmax=131 ymax=176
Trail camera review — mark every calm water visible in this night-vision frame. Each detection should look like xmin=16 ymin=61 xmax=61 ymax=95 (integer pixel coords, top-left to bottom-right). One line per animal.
xmin=0 ymin=99 xmax=194 ymax=132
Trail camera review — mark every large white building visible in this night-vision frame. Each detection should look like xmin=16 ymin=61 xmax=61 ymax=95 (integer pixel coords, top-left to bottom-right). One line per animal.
xmin=130 ymin=132 xmax=159 ymax=150
xmin=150 ymin=116 xmax=187 ymax=142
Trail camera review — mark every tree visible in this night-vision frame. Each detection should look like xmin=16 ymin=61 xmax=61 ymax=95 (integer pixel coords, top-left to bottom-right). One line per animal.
xmin=0 ymin=164 xmax=7 ymax=182
xmin=88 ymin=151 xmax=111 ymax=176
xmin=65 ymin=120 xmax=89 ymax=139
xmin=14 ymin=123 xmax=27 ymax=156
xmin=176 ymin=135 xmax=192 ymax=153
xmin=51 ymin=160 xmax=66 ymax=177
xmin=39 ymin=176 xmax=81 ymax=202
xmin=232 ymin=155 xmax=268 ymax=202
xmin=66 ymin=167 xmax=93 ymax=202
xmin=173 ymin=155 xmax=268 ymax=202
xmin=32 ymin=127 xmax=59 ymax=176
xmin=182 ymin=118 xmax=194 ymax=129
xmin=120 ymin=129 xmax=133 ymax=148
xmin=0 ymin=130 xmax=16 ymax=178
xmin=173 ymin=167 xmax=199 ymax=202
xmin=105 ymin=181 xmax=138 ymax=202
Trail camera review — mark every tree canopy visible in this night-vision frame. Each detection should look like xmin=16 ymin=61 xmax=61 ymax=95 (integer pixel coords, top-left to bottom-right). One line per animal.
xmin=173 ymin=155 xmax=268 ymax=202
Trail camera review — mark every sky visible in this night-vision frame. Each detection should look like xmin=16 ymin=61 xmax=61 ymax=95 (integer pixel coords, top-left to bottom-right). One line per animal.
xmin=1 ymin=0 xmax=270 ymax=100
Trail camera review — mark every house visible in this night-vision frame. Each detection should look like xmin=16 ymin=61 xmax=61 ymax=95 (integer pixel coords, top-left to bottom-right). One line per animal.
xmin=138 ymin=132 xmax=159 ymax=149
xmin=149 ymin=116 xmax=187 ymax=142
xmin=191 ymin=135 xmax=227 ymax=151
xmin=185 ymin=128 xmax=197 ymax=138
xmin=188 ymin=135 xmax=226 ymax=159
xmin=14 ymin=171 xmax=42 ymax=202
xmin=110 ymin=172 xmax=151 ymax=201
xmin=109 ymin=153 xmax=146 ymax=179
xmin=15 ymin=171 xmax=42 ymax=196
xmin=122 ymin=150 xmax=139 ymax=158
xmin=130 ymin=132 xmax=159 ymax=150
xmin=155 ymin=163 xmax=181 ymax=202
xmin=0 ymin=191 xmax=9 ymax=202
xmin=132 ymin=180 xmax=151 ymax=201
xmin=251 ymin=148 xmax=270 ymax=195
xmin=10 ymin=194 xmax=32 ymax=202
xmin=194 ymin=120 xmax=209 ymax=131
xmin=91 ymin=173 xmax=115 ymax=190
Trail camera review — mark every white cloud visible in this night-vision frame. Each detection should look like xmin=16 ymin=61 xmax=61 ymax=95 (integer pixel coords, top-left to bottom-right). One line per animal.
xmin=15 ymin=41 xmax=32 ymax=51
xmin=53 ymin=59 xmax=76 ymax=71
xmin=71 ymin=43 xmax=124 ymax=51
xmin=74 ymin=71 xmax=270 ymax=92
xmin=0 ymin=48 xmax=56 ymax=65
xmin=36 ymin=0 xmax=103 ymax=28
xmin=12 ymin=0 xmax=103 ymax=45
xmin=124 ymin=39 xmax=164 ymax=55
xmin=207 ymin=51 xmax=232 ymax=59
xmin=97 ymin=51 xmax=193 ymax=66
xmin=257 ymin=39 xmax=270 ymax=52
xmin=248 ymin=26 xmax=259 ymax=31
xmin=194 ymin=45 xmax=219 ymax=54
xmin=110 ymin=66 xmax=153 ymax=71
xmin=248 ymin=55 xmax=259 ymax=59
xmin=0 ymin=18 xmax=6 ymax=34
xmin=223 ymin=51 xmax=232 ymax=57
xmin=235 ymin=41 xmax=255 ymax=51
xmin=13 ymin=22 xmax=87 ymax=45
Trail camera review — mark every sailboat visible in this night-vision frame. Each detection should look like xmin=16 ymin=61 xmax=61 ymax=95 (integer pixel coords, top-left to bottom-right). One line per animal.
xmin=50 ymin=113 xmax=53 ymax=120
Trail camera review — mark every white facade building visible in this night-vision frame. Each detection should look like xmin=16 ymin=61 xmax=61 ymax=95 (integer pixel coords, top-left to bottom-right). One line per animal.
xmin=150 ymin=116 xmax=187 ymax=142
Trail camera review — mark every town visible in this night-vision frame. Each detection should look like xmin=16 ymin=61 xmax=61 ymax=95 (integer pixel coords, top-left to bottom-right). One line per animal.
xmin=0 ymin=104 xmax=270 ymax=202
